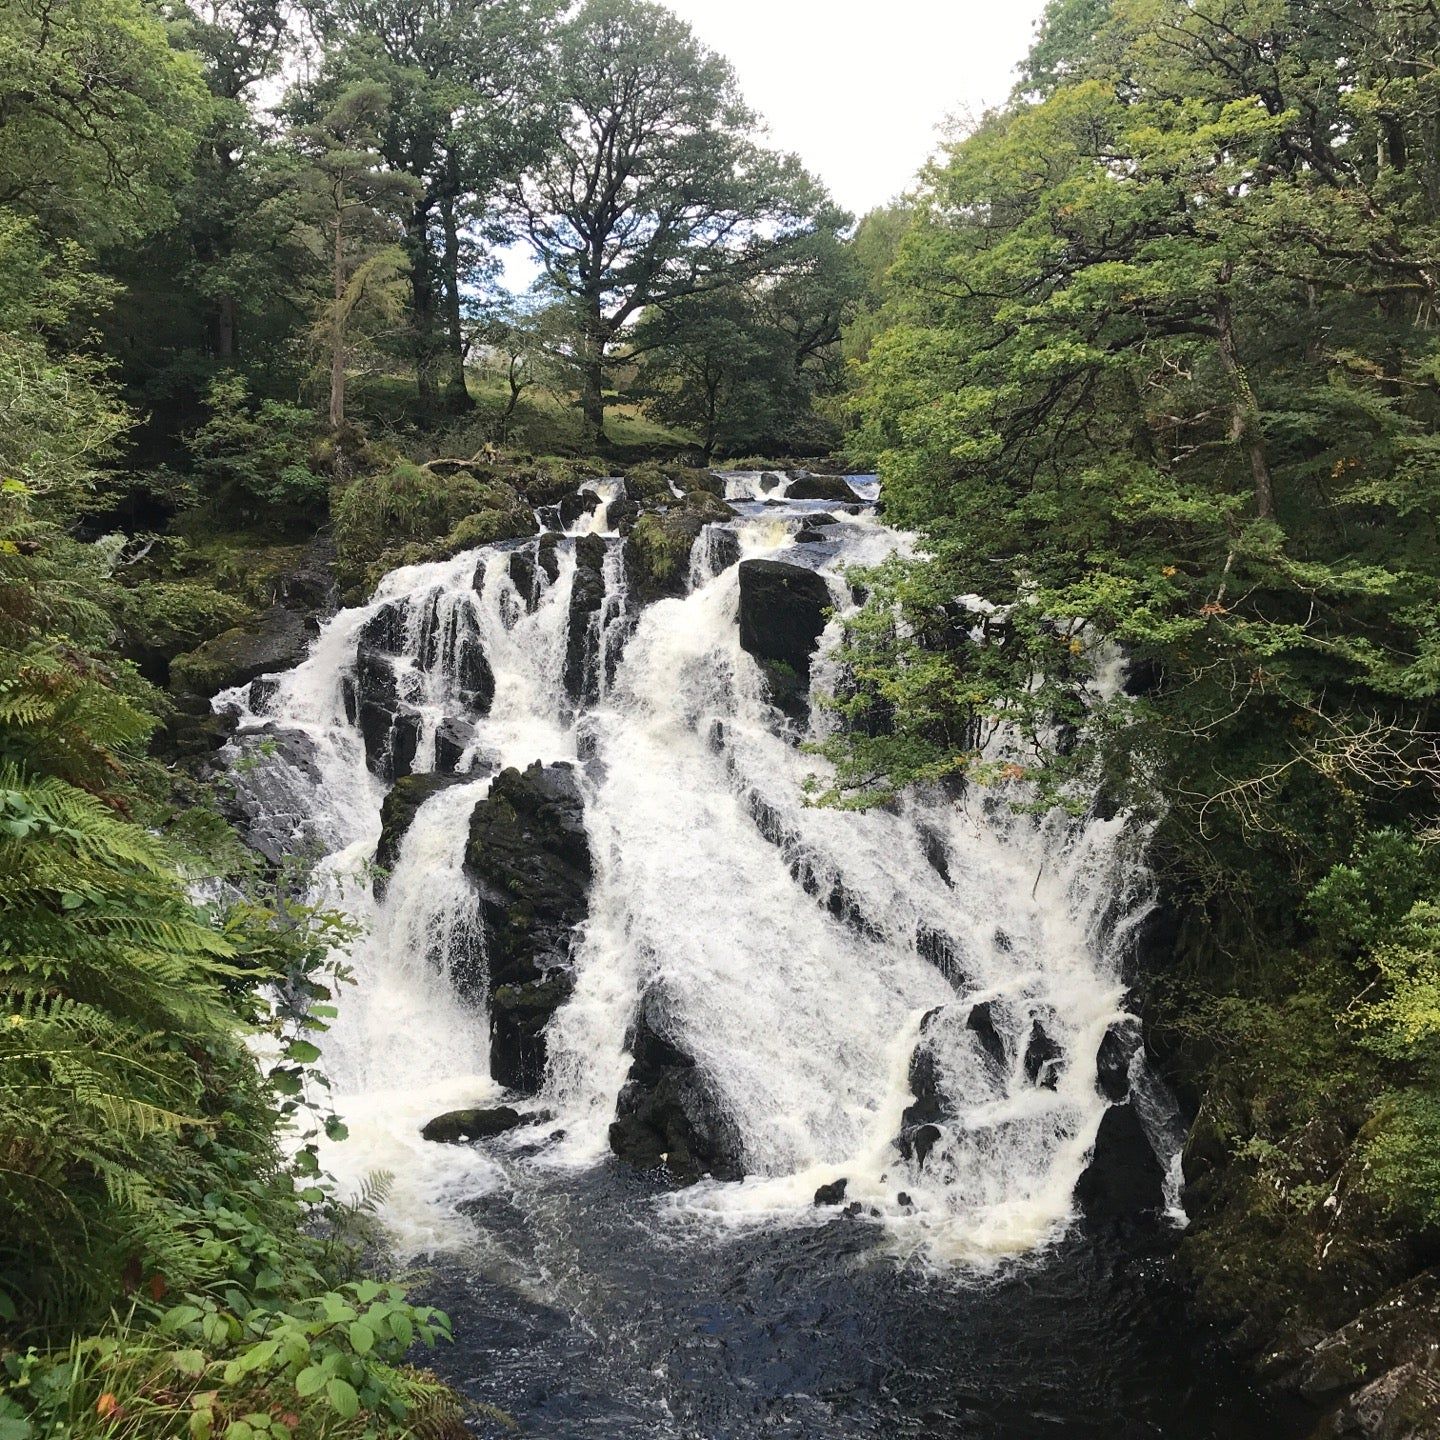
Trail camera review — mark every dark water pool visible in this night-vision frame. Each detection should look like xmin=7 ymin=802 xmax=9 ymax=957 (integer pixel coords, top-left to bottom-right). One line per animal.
xmin=413 ymin=1165 xmax=1308 ymax=1439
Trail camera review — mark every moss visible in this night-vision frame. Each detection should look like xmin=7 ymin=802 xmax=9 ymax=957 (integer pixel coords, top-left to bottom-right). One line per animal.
xmin=622 ymin=461 xmax=682 ymax=503
xmin=677 ymin=488 xmax=733 ymax=523
xmin=333 ymin=461 xmax=497 ymax=582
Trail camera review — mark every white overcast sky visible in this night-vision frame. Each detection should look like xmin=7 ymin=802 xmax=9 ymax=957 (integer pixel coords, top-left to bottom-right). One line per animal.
xmin=662 ymin=0 xmax=1049 ymax=216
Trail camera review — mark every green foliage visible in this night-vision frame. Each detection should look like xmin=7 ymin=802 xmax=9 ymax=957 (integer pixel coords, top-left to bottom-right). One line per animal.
xmin=192 ymin=377 xmax=327 ymax=520
xmin=826 ymin=0 xmax=1440 ymax=1344
xmin=0 ymin=0 xmax=209 ymax=247
xmin=332 ymin=461 xmax=526 ymax=581
xmin=503 ymin=0 xmax=832 ymax=439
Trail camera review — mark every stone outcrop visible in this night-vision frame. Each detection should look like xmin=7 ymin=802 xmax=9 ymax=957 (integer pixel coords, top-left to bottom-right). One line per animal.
xmin=785 ymin=474 xmax=862 ymax=502
xmin=607 ymin=997 xmax=745 ymax=1184
xmin=736 ymin=559 xmax=832 ymax=720
xmin=564 ymin=534 xmax=611 ymax=702
xmin=465 ymin=761 xmax=591 ymax=1092
xmin=1073 ymin=1101 xmax=1166 ymax=1222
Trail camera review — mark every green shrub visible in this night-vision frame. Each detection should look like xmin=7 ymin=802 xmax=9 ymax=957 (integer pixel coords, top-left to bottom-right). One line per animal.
xmin=332 ymin=462 xmax=488 ymax=579
xmin=192 ymin=376 xmax=326 ymax=521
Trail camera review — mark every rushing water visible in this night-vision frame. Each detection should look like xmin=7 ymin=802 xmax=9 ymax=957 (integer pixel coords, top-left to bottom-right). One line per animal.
xmin=215 ymin=474 xmax=1301 ymax=1437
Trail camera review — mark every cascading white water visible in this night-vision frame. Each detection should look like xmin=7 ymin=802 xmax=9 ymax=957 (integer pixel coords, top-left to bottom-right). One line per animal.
xmin=215 ymin=476 xmax=1164 ymax=1264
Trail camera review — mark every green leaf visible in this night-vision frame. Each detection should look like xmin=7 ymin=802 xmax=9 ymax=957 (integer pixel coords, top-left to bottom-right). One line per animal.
xmin=294 ymin=1364 xmax=326 ymax=1398
xmin=286 ymin=1040 xmax=322 ymax=1064
xmin=347 ymin=1320 xmax=374 ymax=1355
xmin=325 ymin=1377 xmax=359 ymax=1420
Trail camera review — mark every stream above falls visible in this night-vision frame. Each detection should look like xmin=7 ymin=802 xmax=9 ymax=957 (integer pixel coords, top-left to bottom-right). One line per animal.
xmin=212 ymin=468 xmax=1306 ymax=1437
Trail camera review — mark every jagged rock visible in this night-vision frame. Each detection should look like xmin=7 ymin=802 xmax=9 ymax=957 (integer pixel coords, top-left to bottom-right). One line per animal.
xmin=916 ymin=925 xmax=966 ymax=988
xmin=1073 ymin=1101 xmax=1165 ymax=1222
xmin=421 ymin=1106 xmax=526 ymax=1144
xmin=465 ymin=762 xmax=591 ymax=1092
xmin=248 ymin=675 xmax=280 ymax=711
xmin=701 ymin=527 xmax=741 ymax=575
xmin=434 ymin=716 xmax=475 ymax=773
xmin=682 ymin=471 xmax=725 ymax=498
xmin=897 ymin=1191 xmax=913 ymax=1208
xmin=813 ymin=1178 xmax=848 ymax=1206
xmin=966 ymin=1000 xmax=1008 ymax=1069
xmin=1264 ymin=1270 xmax=1440 ymax=1438
xmin=898 ymin=1123 xmax=942 ymax=1166
xmin=358 ymin=601 xmax=408 ymax=654
xmin=608 ymin=999 xmax=745 ymax=1185
xmin=794 ymin=526 xmax=839 ymax=545
xmin=564 ymin=534 xmax=610 ymax=702
xmin=1024 ymin=1021 xmax=1063 ymax=1089
xmin=786 ymin=474 xmax=861 ymax=502
xmin=374 ymin=772 xmax=470 ymax=896
xmin=558 ymin=489 xmax=602 ymax=529
xmin=1097 ymin=1019 xmax=1142 ymax=1101
xmin=216 ymin=723 xmax=325 ymax=865
xmin=169 ymin=604 xmax=311 ymax=698
xmin=736 ymin=559 xmax=832 ymax=719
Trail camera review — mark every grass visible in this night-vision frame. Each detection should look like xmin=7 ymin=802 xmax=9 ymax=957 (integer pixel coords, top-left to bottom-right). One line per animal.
xmin=346 ymin=368 xmax=694 ymax=456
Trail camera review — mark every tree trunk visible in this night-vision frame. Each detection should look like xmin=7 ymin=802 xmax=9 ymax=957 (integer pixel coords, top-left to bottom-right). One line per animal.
xmin=212 ymin=294 xmax=236 ymax=361
xmin=1214 ymin=272 xmax=1275 ymax=521
xmin=406 ymin=204 xmax=439 ymax=416
xmin=439 ymin=160 xmax=472 ymax=413
xmin=329 ymin=209 xmax=346 ymax=432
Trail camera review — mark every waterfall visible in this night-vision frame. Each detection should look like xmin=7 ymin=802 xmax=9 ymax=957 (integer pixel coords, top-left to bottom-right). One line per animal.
xmin=215 ymin=476 xmax=1166 ymax=1264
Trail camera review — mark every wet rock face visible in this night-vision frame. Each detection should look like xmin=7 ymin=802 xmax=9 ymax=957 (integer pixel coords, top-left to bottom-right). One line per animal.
xmin=1097 ymin=1019 xmax=1142 ymax=1101
xmin=373 ymin=771 xmax=473 ymax=897
xmin=216 ymin=722 xmax=325 ymax=866
xmin=465 ymin=761 xmax=591 ymax=1093
xmin=562 ymin=534 xmax=610 ymax=703
xmin=1073 ymin=1101 xmax=1166 ymax=1222
xmin=736 ymin=559 xmax=833 ymax=720
xmin=608 ymin=999 xmax=745 ymax=1185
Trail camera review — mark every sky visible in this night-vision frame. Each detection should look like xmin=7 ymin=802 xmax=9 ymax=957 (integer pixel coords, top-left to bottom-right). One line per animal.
xmin=660 ymin=0 xmax=1049 ymax=216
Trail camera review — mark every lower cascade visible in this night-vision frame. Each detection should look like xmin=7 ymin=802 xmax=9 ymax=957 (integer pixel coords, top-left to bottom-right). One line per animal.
xmin=217 ymin=472 xmax=1176 ymax=1263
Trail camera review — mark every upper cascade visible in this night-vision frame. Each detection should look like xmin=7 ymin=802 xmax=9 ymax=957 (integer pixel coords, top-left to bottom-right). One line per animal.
xmin=213 ymin=468 xmax=1176 ymax=1261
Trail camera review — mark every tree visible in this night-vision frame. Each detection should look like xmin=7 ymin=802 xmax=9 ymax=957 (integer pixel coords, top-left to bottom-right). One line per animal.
xmin=633 ymin=220 xmax=858 ymax=460
xmin=301 ymin=0 xmax=559 ymax=414
xmin=505 ymin=0 xmax=827 ymax=444
xmin=285 ymin=82 xmax=418 ymax=430
xmin=0 ymin=0 xmax=209 ymax=248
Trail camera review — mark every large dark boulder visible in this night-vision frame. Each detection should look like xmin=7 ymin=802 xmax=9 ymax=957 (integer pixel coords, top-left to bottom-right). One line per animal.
xmin=465 ymin=762 xmax=591 ymax=1092
xmin=736 ymin=559 xmax=833 ymax=719
xmin=785 ymin=474 xmax=861 ymax=502
xmin=1073 ymin=1101 xmax=1166 ymax=1222
xmin=608 ymin=999 xmax=745 ymax=1185
xmin=373 ymin=772 xmax=470 ymax=897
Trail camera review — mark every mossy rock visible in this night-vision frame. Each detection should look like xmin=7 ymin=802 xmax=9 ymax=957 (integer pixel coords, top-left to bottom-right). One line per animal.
xmin=623 ymin=510 xmax=706 ymax=604
xmin=622 ymin=461 xmax=684 ymax=503
xmin=677 ymin=489 xmax=734 ymax=523
xmin=169 ymin=605 xmax=310 ymax=698
xmin=681 ymin=471 xmax=726 ymax=499
xmin=510 ymin=455 xmax=607 ymax=507
xmin=333 ymin=461 xmax=500 ymax=582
